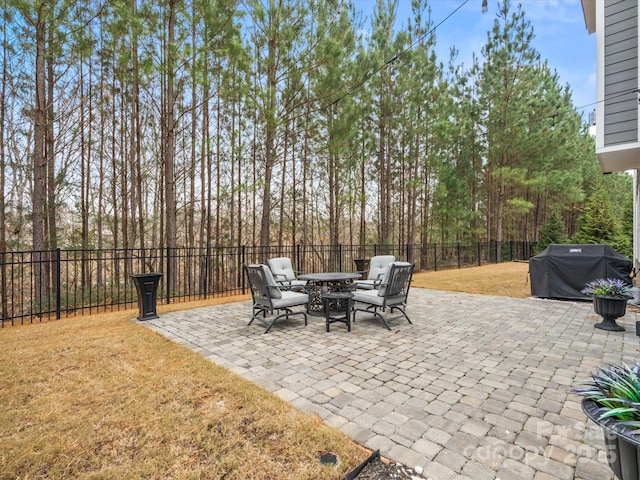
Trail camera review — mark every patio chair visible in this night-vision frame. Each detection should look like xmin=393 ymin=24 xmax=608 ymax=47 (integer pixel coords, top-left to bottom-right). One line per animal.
xmin=354 ymin=255 xmax=396 ymax=290
xmin=352 ymin=262 xmax=415 ymax=330
xmin=267 ymin=257 xmax=308 ymax=291
xmin=244 ymin=264 xmax=308 ymax=333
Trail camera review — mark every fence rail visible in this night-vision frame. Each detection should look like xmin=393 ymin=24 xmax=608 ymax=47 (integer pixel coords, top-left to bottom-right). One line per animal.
xmin=0 ymin=241 xmax=535 ymax=326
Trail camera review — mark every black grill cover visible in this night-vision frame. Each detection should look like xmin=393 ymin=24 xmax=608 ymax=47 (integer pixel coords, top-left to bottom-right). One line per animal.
xmin=530 ymin=244 xmax=632 ymax=300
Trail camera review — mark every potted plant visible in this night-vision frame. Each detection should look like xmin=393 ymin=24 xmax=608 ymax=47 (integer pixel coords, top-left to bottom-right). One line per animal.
xmin=574 ymin=362 xmax=640 ymax=480
xmin=581 ymin=278 xmax=632 ymax=332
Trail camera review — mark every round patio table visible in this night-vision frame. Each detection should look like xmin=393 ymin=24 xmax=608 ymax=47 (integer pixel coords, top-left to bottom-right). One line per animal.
xmin=298 ymin=272 xmax=361 ymax=314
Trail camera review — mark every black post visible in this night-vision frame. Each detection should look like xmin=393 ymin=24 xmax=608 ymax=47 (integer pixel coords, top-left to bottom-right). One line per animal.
xmin=477 ymin=242 xmax=481 ymax=266
xmin=56 ymin=248 xmax=61 ymax=320
xmin=203 ymin=254 xmax=209 ymax=299
xmin=457 ymin=242 xmax=461 ymax=269
xmin=433 ymin=243 xmax=437 ymax=271
xmin=241 ymin=245 xmax=246 ymax=294
xmin=166 ymin=246 xmax=171 ymax=305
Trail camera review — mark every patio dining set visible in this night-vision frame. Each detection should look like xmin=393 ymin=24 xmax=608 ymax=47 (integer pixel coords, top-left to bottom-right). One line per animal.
xmin=244 ymin=256 xmax=415 ymax=334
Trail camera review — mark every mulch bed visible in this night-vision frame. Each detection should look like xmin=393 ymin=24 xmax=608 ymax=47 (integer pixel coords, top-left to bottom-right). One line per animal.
xmin=355 ymin=458 xmax=428 ymax=479
xmin=345 ymin=450 xmax=428 ymax=480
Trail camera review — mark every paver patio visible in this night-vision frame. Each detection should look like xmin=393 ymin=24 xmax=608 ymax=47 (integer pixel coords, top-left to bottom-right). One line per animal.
xmin=141 ymin=288 xmax=640 ymax=480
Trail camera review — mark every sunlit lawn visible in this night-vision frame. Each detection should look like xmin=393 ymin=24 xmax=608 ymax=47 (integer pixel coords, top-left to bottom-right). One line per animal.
xmin=0 ymin=263 xmax=530 ymax=479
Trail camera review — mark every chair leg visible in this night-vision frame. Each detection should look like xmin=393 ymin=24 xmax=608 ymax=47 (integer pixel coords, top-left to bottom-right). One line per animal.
xmin=372 ymin=310 xmax=392 ymax=330
xmin=263 ymin=309 xmax=307 ymax=334
xmin=352 ymin=305 xmax=410 ymax=330
xmin=396 ymin=307 xmax=412 ymax=324
xmin=249 ymin=306 xmax=266 ymax=326
xmin=353 ymin=307 xmax=391 ymax=330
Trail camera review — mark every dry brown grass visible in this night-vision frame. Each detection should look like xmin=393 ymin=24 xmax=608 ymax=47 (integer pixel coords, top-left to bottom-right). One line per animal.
xmin=0 ymin=303 xmax=368 ymax=479
xmin=0 ymin=263 xmax=529 ymax=479
xmin=412 ymin=261 xmax=532 ymax=298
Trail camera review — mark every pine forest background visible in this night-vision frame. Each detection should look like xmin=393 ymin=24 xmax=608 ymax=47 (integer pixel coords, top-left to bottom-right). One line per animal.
xmin=0 ymin=0 xmax=633 ymax=261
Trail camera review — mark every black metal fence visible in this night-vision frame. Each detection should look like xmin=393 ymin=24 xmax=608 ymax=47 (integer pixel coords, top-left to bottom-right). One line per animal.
xmin=0 ymin=240 xmax=535 ymax=326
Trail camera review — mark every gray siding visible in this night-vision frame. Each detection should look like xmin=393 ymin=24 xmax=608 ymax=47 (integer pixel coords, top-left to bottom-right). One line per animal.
xmin=604 ymin=0 xmax=638 ymax=147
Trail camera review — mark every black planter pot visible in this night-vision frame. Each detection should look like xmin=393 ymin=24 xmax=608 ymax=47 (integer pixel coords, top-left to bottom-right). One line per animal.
xmin=593 ymin=295 xmax=628 ymax=332
xmin=582 ymin=398 xmax=640 ymax=480
xmin=131 ymin=273 xmax=163 ymax=321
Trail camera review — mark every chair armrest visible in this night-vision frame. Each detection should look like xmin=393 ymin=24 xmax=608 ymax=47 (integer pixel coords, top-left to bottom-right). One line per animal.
xmin=271 ymin=273 xmax=296 ymax=291
xmin=272 ymin=273 xmax=288 ymax=282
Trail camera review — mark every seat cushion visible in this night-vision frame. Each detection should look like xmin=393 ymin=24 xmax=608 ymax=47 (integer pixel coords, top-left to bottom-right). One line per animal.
xmin=271 ymin=291 xmax=309 ymax=309
xmin=268 ymin=257 xmax=296 ymax=281
xmin=260 ymin=265 xmax=282 ymax=299
xmin=352 ymin=289 xmax=385 ymax=307
xmin=367 ymin=255 xmax=395 ymax=281
xmin=353 ymin=289 xmax=405 ymax=307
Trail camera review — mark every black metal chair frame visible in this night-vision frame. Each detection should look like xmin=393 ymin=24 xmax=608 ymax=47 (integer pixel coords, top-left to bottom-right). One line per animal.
xmin=352 ymin=262 xmax=415 ymax=330
xmin=244 ymin=264 xmax=308 ymax=334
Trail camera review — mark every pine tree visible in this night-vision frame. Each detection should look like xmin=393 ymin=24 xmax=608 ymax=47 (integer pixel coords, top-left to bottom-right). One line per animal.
xmin=478 ymin=1 xmax=553 ymax=252
xmin=575 ymin=180 xmax=618 ymax=245
xmin=535 ymin=211 xmax=565 ymax=253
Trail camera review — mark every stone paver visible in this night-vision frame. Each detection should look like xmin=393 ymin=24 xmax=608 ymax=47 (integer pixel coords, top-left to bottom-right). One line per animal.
xmin=141 ymin=288 xmax=628 ymax=480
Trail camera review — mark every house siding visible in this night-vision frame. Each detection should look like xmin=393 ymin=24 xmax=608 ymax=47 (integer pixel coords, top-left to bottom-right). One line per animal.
xmin=604 ymin=0 xmax=638 ymax=147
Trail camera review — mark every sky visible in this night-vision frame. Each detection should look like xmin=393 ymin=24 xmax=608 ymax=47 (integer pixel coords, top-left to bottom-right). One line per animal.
xmin=353 ymin=0 xmax=596 ymax=121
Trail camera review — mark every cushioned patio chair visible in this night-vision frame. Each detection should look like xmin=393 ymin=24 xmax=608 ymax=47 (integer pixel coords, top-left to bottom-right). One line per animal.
xmin=352 ymin=262 xmax=415 ymax=330
xmin=244 ymin=264 xmax=308 ymax=333
xmin=267 ymin=257 xmax=308 ymax=291
xmin=354 ymin=255 xmax=396 ymax=290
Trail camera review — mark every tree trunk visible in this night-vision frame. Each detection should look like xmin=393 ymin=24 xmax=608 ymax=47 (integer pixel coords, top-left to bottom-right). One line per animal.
xmin=164 ymin=0 xmax=178 ymax=293
xmin=259 ymin=31 xmax=277 ymax=248
xmin=33 ymin=7 xmax=47 ymax=302
xmin=80 ymin=56 xmax=89 ymax=285
xmin=0 ymin=12 xmax=7 ymax=319
xmin=132 ymin=0 xmax=144 ymax=249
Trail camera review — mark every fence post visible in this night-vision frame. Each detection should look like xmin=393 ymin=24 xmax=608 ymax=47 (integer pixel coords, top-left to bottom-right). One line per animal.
xmin=406 ymin=244 xmax=410 ymax=263
xmin=56 ymin=248 xmax=61 ymax=320
xmin=457 ymin=242 xmax=461 ymax=269
xmin=203 ymin=254 xmax=209 ymax=299
xmin=338 ymin=244 xmax=342 ymax=271
xmin=433 ymin=243 xmax=437 ymax=271
xmin=166 ymin=246 xmax=171 ymax=305
xmin=477 ymin=242 xmax=481 ymax=266
xmin=241 ymin=245 xmax=246 ymax=294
